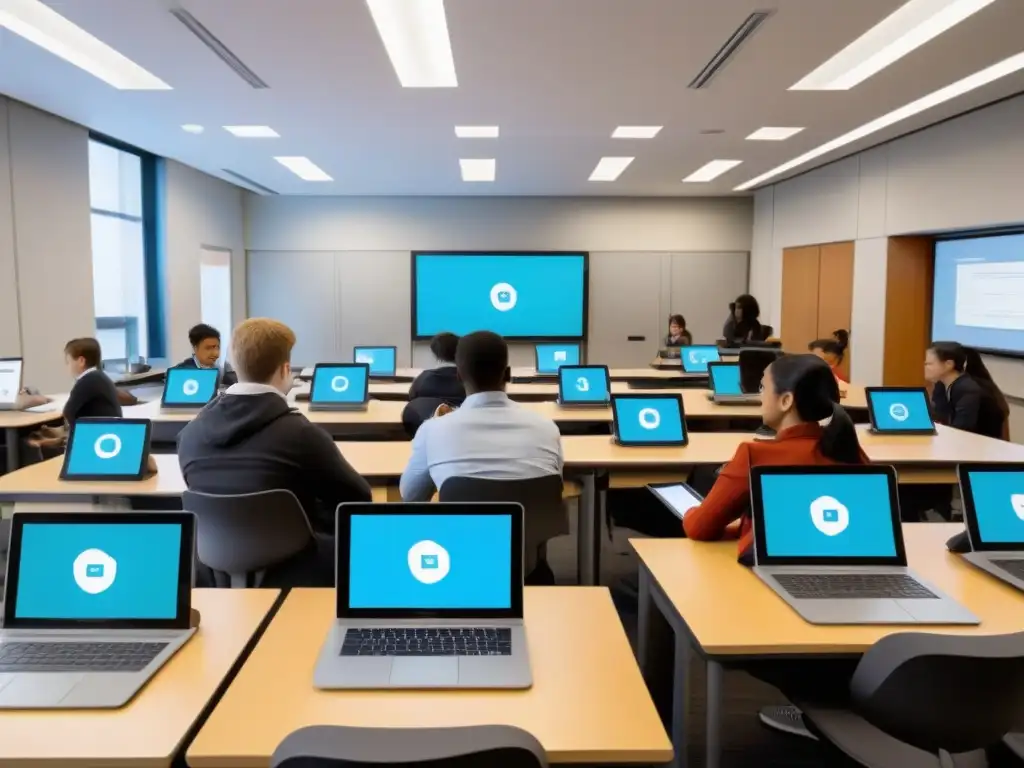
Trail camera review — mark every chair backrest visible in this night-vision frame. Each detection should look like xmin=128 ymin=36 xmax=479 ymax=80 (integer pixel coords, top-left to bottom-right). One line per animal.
xmin=738 ymin=348 xmax=783 ymax=393
xmin=401 ymin=398 xmax=445 ymax=438
xmin=182 ymin=489 xmax=313 ymax=588
xmin=271 ymin=724 xmax=547 ymax=768
xmin=850 ymin=631 xmax=1024 ymax=753
xmin=438 ymin=476 xmax=565 ymax=573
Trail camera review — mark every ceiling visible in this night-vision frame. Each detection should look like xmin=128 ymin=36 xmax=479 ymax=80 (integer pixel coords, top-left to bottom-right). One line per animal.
xmin=0 ymin=0 xmax=1022 ymax=196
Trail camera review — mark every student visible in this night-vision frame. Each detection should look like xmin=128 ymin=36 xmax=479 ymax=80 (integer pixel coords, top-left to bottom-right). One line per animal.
xmin=177 ymin=318 xmax=372 ymax=587
xmin=62 ymin=338 xmax=123 ymax=424
xmin=177 ymin=323 xmax=238 ymax=388
xmin=402 ymin=332 xmax=466 ymax=438
xmin=962 ymin=347 xmax=1010 ymax=440
xmin=722 ymin=294 xmax=765 ymax=344
xmin=924 ymin=342 xmax=1006 ymax=439
xmin=808 ymin=329 xmax=850 ymax=395
xmin=663 ymin=314 xmax=693 ymax=347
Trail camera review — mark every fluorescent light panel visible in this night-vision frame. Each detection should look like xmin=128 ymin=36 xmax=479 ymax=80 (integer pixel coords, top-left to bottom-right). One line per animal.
xmin=367 ymin=0 xmax=457 ymax=87
xmin=738 ymin=51 xmax=1024 ymax=191
xmin=612 ymin=126 xmax=662 ymax=139
xmin=455 ymin=125 xmax=499 ymax=138
xmin=460 ymin=158 xmax=495 ymax=182
xmin=181 ymin=124 xmax=204 ymax=134
xmin=746 ymin=126 xmax=804 ymax=141
xmin=791 ymin=0 xmax=998 ymax=90
xmin=275 ymin=156 xmax=332 ymax=182
xmin=224 ymin=125 xmax=279 ymax=138
xmin=683 ymin=160 xmax=742 ymax=183
xmin=589 ymin=156 xmax=634 ymax=182
xmin=0 ymin=0 xmax=170 ymax=89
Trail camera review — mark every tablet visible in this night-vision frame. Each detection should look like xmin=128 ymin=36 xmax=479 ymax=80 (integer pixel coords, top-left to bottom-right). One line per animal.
xmin=647 ymin=482 xmax=703 ymax=520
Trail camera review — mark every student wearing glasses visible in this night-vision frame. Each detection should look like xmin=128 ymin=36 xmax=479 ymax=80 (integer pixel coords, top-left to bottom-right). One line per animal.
xmin=663 ymin=315 xmax=693 ymax=347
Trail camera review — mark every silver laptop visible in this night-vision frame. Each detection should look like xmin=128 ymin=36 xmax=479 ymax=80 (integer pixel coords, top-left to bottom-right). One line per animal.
xmin=308 ymin=363 xmax=370 ymax=412
xmin=706 ymin=361 xmax=760 ymax=404
xmin=0 ymin=357 xmax=23 ymax=411
xmin=750 ymin=465 xmax=978 ymax=625
xmin=314 ymin=502 xmax=531 ymax=690
xmin=0 ymin=511 xmax=197 ymax=708
xmin=958 ymin=463 xmax=1024 ymax=591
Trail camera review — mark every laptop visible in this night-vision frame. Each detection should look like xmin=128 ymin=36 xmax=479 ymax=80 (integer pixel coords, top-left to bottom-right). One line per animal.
xmin=534 ymin=343 xmax=581 ymax=376
xmin=611 ymin=394 xmax=687 ymax=447
xmin=706 ymin=361 xmax=760 ymax=404
xmin=0 ymin=511 xmax=197 ymax=709
xmin=314 ymin=502 xmax=531 ymax=690
xmin=309 ymin=364 xmax=370 ymax=412
xmin=0 ymin=357 xmax=23 ymax=411
xmin=865 ymin=387 xmax=936 ymax=435
xmin=354 ymin=346 xmax=398 ymax=378
xmin=680 ymin=345 xmax=721 ymax=373
xmin=161 ymin=367 xmax=218 ymax=411
xmin=957 ymin=463 xmax=1024 ymax=591
xmin=750 ymin=465 xmax=978 ymax=625
xmin=60 ymin=418 xmax=153 ymax=481
xmin=557 ymin=365 xmax=610 ymax=407
xmin=648 ymin=482 xmax=703 ymax=521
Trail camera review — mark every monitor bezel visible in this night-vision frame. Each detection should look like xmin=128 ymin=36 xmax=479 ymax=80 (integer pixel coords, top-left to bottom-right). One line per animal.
xmin=864 ymin=386 xmax=937 ymax=435
xmin=160 ymin=366 xmax=219 ymax=409
xmin=534 ymin=342 xmax=582 ymax=375
xmin=310 ymin=363 xmax=371 ymax=405
xmin=679 ymin=345 xmax=721 ymax=373
xmin=59 ymin=417 xmax=153 ymax=482
xmin=958 ymin=463 xmax=1024 ymax=552
xmin=610 ymin=393 xmax=688 ymax=447
xmin=353 ymin=345 xmax=398 ymax=378
xmin=557 ymin=364 xmax=611 ymax=405
xmin=0 ymin=356 xmax=24 ymax=406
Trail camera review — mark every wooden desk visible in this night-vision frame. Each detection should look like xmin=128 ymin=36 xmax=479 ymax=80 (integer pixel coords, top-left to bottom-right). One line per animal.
xmin=0 ymin=408 xmax=65 ymax=473
xmin=186 ymin=588 xmax=672 ymax=767
xmin=0 ymin=589 xmax=279 ymax=767
xmin=632 ymin=524 xmax=1024 ymax=768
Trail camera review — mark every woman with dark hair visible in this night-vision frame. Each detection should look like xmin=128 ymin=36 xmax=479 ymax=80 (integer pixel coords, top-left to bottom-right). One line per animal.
xmin=808 ymin=329 xmax=849 ymax=381
xmin=664 ymin=314 xmax=693 ymax=347
xmin=723 ymin=294 xmax=765 ymax=343
xmin=924 ymin=341 xmax=1006 ymax=439
xmin=963 ymin=347 xmax=1010 ymax=440
xmin=402 ymin=332 xmax=465 ymax=437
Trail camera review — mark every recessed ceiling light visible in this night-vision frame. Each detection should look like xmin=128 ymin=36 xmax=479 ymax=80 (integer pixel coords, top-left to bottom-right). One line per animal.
xmin=738 ymin=50 xmax=1024 ymax=190
xmin=791 ymin=0 xmax=998 ymax=90
xmin=0 ymin=0 xmax=171 ymax=89
xmin=224 ymin=125 xmax=279 ymax=138
xmin=455 ymin=126 xmax=499 ymax=138
xmin=683 ymin=160 xmax=742 ymax=183
xmin=746 ymin=127 xmax=804 ymax=141
xmin=181 ymin=124 xmax=205 ymax=134
xmin=274 ymin=156 xmax=332 ymax=182
xmin=367 ymin=0 xmax=457 ymax=87
xmin=612 ymin=126 xmax=662 ymax=139
xmin=589 ymin=157 xmax=634 ymax=182
xmin=460 ymin=159 xmax=496 ymax=182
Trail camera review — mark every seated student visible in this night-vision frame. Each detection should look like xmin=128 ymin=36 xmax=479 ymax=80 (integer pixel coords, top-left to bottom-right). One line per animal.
xmin=808 ymin=329 xmax=850 ymax=395
xmin=402 ymin=332 xmax=465 ymax=438
xmin=663 ymin=314 xmax=693 ymax=347
xmin=722 ymin=294 xmax=766 ymax=344
xmin=177 ymin=318 xmax=372 ymax=587
xmin=177 ymin=323 xmax=238 ymax=388
xmin=925 ymin=342 xmax=1006 ymax=439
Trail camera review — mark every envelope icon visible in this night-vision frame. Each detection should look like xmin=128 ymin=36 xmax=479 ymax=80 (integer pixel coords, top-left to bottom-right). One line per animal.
xmin=421 ymin=554 xmax=439 ymax=569
xmin=1012 ymin=494 xmax=1024 ymax=521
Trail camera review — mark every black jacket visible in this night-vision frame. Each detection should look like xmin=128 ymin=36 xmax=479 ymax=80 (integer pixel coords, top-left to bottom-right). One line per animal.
xmin=663 ymin=332 xmax=692 ymax=348
xmin=176 ymin=357 xmax=238 ymax=388
xmin=176 ymin=391 xmax=372 ymax=526
xmin=932 ymin=375 xmax=1006 ymax=439
xmin=64 ymin=369 xmax=122 ymax=424
xmin=402 ymin=367 xmax=466 ymax=438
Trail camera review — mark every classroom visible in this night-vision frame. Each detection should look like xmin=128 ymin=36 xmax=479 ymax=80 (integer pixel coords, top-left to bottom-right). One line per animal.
xmin=1 ymin=1 xmax=1024 ymax=766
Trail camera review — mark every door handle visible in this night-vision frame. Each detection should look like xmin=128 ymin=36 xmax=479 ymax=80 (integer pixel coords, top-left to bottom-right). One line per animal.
xmin=627 ymin=336 xmax=646 ymax=342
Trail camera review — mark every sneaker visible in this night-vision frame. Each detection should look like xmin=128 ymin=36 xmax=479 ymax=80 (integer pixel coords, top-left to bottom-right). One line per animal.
xmin=758 ymin=705 xmax=818 ymax=740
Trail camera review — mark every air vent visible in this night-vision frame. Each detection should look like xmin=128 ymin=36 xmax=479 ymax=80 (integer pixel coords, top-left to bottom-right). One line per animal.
xmin=222 ymin=170 xmax=278 ymax=195
xmin=171 ymin=7 xmax=269 ymax=89
xmin=699 ymin=128 xmax=726 ymax=135
xmin=688 ymin=11 xmax=773 ymax=89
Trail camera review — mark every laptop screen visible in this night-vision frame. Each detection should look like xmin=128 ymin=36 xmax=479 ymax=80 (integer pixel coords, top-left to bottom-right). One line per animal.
xmin=709 ymin=363 xmax=743 ymax=395
xmin=63 ymin=419 xmax=150 ymax=479
xmin=311 ymin=365 xmax=369 ymax=404
xmin=612 ymin=395 xmax=686 ymax=445
xmin=867 ymin=388 xmax=934 ymax=432
xmin=354 ymin=347 xmax=397 ymax=376
xmin=680 ymin=346 xmax=721 ymax=373
xmin=535 ymin=343 xmax=580 ymax=374
xmin=163 ymin=367 xmax=218 ymax=406
xmin=558 ymin=366 xmax=609 ymax=404
xmin=0 ymin=358 xmax=22 ymax=406
xmin=963 ymin=468 xmax=1024 ymax=548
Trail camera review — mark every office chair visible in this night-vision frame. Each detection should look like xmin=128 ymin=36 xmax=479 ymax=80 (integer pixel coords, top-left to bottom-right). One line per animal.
xmin=738 ymin=348 xmax=783 ymax=393
xmin=271 ymin=725 xmax=547 ymax=768
xmin=439 ymin=475 xmax=566 ymax=585
xmin=791 ymin=631 xmax=1024 ymax=767
xmin=401 ymin=398 xmax=446 ymax=438
xmin=182 ymin=489 xmax=314 ymax=588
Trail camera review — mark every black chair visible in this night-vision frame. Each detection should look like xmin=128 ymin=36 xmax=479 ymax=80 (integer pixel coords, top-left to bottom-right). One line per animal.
xmin=792 ymin=631 xmax=1024 ymax=767
xmin=182 ymin=489 xmax=314 ymax=588
xmin=401 ymin=398 xmax=446 ymax=438
xmin=438 ymin=476 xmax=565 ymax=585
xmin=271 ymin=725 xmax=547 ymax=768
xmin=738 ymin=348 xmax=783 ymax=393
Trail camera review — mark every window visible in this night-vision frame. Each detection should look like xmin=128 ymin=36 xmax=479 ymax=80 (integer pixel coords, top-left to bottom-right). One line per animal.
xmin=88 ymin=137 xmax=162 ymax=363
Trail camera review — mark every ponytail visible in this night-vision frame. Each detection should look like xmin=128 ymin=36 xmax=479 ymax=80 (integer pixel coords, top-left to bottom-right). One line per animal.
xmin=819 ymin=401 xmax=864 ymax=464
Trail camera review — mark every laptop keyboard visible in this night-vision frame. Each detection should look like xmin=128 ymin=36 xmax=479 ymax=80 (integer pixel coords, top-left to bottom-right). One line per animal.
xmin=992 ymin=560 xmax=1024 ymax=580
xmin=0 ymin=641 xmax=168 ymax=672
xmin=774 ymin=573 xmax=937 ymax=600
xmin=341 ymin=628 xmax=512 ymax=656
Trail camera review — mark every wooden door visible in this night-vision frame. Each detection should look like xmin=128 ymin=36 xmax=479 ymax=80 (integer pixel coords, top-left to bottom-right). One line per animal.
xmin=780 ymin=246 xmax=821 ymax=354
xmin=816 ymin=241 xmax=854 ymax=380
xmin=883 ymin=237 xmax=934 ymax=386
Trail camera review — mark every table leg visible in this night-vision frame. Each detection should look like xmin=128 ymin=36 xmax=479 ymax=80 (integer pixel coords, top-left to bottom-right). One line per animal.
xmin=638 ymin=566 xmax=685 ymax=767
xmin=671 ymin=634 xmax=692 ymax=768
xmin=576 ymin=474 xmax=596 ymax=585
xmin=4 ymin=427 xmax=18 ymax=473
xmin=706 ymin=659 xmax=724 ymax=768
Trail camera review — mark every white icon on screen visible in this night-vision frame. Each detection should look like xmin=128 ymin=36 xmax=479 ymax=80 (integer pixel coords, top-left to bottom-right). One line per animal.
xmin=888 ymin=403 xmax=909 ymax=422
xmin=1012 ymin=494 xmax=1024 ymax=521
xmin=93 ymin=433 xmax=122 ymax=460
xmin=554 ymin=351 xmax=567 ymax=362
xmin=408 ymin=540 xmax=450 ymax=584
xmin=489 ymin=282 xmax=518 ymax=312
xmin=330 ymin=376 xmax=350 ymax=393
xmin=810 ymin=495 xmax=850 ymax=537
xmin=638 ymin=408 xmax=661 ymax=430
xmin=182 ymin=378 xmax=200 ymax=396
xmin=73 ymin=548 xmax=117 ymax=594
xmin=688 ymin=351 xmax=702 ymax=364
xmin=576 ymin=377 xmax=590 ymax=392
xmin=356 ymin=354 xmax=373 ymax=364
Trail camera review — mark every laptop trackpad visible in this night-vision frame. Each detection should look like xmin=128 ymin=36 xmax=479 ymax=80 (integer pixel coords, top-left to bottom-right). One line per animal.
xmin=0 ymin=674 xmax=82 ymax=707
xmin=389 ymin=657 xmax=459 ymax=688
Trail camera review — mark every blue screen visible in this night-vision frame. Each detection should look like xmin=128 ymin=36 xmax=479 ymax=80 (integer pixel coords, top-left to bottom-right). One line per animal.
xmin=932 ymin=233 xmax=1024 ymax=354
xmin=65 ymin=421 xmax=148 ymax=477
xmin=414 ymin=253 xmax=586 ymax=338
xmin=759 ymin=473 xmax=897 ymax=558
xmin=354 ymin=347 xmax=397 ymax=376
xmin=348 ymin=514 xmax=512 ymax=609
xmin=536 ymin=343 xmax=580 ymax=374
xmin=869 ymin=389 xmax=933 ymax=431
xmin=15 ymin=522 xmax=182 ymax=620
xmin=559 ymin=367 xmax=609 ymax=403
xmin=613 ymin=397 xmax=685 ymax=444
xmin=710 ymin=364 xmax=742 ymax=395
xmin=967 ymin=470 xmax=1024 ymax=544
xmin=311 ymin=365 xmax=368 ymax=403
xmin=680 ymin=346 xmax=720 ymax=373
xmin=164 ymin=367 xmax=218 ymax=405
